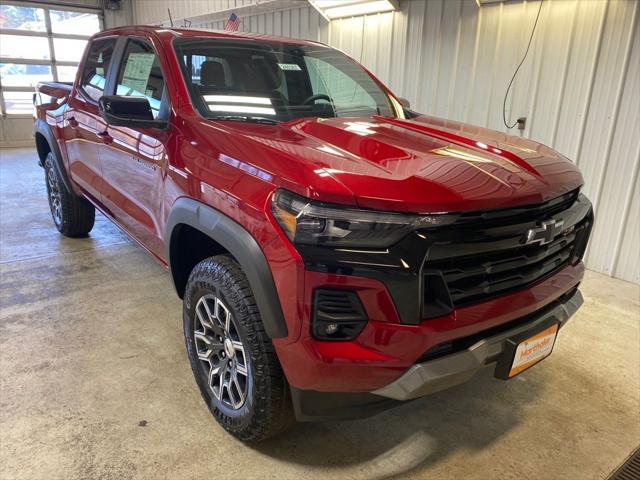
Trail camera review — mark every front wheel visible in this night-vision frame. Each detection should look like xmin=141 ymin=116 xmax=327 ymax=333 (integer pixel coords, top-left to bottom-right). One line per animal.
xmin=183 ymin=255 xmax=294 ymax=442
xmin=44 ymin=153 xmax=95 ymax=237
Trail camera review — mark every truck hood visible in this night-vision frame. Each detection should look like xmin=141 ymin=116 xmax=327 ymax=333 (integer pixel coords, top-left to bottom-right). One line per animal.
xmin=216 ymin=115 xmax=584 ymax=213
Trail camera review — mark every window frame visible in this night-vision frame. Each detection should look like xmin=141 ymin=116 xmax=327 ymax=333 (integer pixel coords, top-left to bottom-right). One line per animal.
xmin=0 ymin=1 xmax=103 ymax=118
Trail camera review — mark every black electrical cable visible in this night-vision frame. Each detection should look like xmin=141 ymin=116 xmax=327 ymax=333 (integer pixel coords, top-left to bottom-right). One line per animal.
xmin=502 ymin=0 xmax=544 ymax=129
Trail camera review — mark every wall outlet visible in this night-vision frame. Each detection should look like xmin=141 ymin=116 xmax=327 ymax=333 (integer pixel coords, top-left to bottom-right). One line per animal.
xmin=517 ymin=117 xmax=527 ymax=130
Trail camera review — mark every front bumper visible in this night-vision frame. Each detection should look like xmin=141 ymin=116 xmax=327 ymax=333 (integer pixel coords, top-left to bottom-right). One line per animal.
xmin=291 ymin=288 xmax=584 ymax=421
xmin=372 ymin=289 xmax=583 ymax=401
xmin=275 ymin=261 xmax=585 ymax=392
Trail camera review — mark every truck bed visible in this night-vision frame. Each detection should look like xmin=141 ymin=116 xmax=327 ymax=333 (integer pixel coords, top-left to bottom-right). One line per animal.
xmin=34 ymin=81 xmax=73 ymax=119
xmin=38 ymin=81 xmax=73 ymax=91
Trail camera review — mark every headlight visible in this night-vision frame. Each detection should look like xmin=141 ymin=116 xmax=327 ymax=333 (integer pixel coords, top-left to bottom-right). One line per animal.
xmin=271 ymin=189 xmax=453 ymax=248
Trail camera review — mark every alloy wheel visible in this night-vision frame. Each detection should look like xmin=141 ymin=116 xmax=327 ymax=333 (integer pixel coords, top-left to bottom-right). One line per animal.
xmin=193 ymin=294 xmax=249 ymax=410
xmin=47 ymin=166 xmax=62 ymax=226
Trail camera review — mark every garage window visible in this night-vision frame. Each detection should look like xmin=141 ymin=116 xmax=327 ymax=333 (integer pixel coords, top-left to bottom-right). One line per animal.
xmin=0 ymin=2 xmax=103 ymax=117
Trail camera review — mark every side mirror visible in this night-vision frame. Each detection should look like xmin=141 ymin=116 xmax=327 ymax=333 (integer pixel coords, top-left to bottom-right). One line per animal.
xmin=98 ymin=96 xmax=167 ymax=129
xmin=399 ymin=97 xmax=411 ymax=109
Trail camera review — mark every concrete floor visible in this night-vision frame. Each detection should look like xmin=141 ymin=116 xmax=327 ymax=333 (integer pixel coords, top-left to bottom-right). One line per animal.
xmin=0 ymin=147 xmax=638 ymax=480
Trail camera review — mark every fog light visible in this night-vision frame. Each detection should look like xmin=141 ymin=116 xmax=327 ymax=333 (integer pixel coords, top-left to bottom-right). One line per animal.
xmin=311 ymin=289 xmax=368 ymax=341
xmin=325 ymin=323 xmax=339 ymax=335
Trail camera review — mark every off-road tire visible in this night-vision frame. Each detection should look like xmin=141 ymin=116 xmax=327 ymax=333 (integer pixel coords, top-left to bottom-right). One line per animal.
xmin=183 ymin=255 xmax=294 ymax=442
xmin=44 ymin=152 xmax=95 ymax=237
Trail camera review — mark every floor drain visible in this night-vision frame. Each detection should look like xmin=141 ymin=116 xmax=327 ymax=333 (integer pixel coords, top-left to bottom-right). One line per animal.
xmin=609 ymin=447 xmax=640 ymax=480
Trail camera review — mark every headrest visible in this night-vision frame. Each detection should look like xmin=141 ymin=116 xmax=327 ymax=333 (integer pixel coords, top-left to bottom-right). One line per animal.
xmin=200 ymin=61 xmax=225 ymax=86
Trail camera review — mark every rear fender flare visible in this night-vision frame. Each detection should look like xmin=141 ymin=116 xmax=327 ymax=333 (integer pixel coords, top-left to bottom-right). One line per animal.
xmin=34 ymin=119 xmax=73 ymax=194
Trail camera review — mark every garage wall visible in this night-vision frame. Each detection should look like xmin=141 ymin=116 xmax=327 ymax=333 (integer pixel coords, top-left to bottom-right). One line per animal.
xmin=132 ymin=0 xmax=258 ymax=24
xmin=68 ymin=0 xmax=134 ymax=28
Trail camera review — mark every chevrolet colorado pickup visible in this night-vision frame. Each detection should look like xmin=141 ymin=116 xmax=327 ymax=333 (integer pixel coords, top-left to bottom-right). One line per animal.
xmin=34 ymin=26 xmax=593 ymax=442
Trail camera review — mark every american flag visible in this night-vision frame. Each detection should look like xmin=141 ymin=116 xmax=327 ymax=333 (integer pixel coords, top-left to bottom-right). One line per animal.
xmin=225 ymin=12 xmax=240 ymax=31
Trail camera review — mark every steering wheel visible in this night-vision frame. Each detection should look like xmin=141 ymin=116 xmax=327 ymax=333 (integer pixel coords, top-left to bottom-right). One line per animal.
xmin=302 ymin=94 xmax=331 ymax=105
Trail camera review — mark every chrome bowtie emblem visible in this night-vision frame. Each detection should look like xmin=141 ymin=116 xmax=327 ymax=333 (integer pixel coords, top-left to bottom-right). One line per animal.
xmin=525 ymin=219 xmax=564 ymax=245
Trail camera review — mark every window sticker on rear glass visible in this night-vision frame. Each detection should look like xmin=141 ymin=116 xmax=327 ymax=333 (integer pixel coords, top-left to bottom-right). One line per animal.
xmin=277 ymin=63 xmax=301 ymax=71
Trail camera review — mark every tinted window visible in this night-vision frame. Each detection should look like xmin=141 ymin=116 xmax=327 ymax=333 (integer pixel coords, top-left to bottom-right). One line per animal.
xmin=80 ymin=38 xmax=115 ymax=103
xmin=116 ymin=39 xmax=165 ymax=118
xmin=176 ymin=39 xmax=394 ymax=123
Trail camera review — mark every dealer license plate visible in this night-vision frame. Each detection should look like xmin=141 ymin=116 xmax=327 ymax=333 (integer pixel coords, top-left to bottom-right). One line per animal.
xmin=508 ymin=324 xmax=559 ymax=378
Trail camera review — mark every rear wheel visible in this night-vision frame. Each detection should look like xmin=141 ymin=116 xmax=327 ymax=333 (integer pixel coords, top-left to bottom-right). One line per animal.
xmin=183 ymin=255 xmax=294 ymax=442
xmin=44 ymin=152 xmax=95 ymax=237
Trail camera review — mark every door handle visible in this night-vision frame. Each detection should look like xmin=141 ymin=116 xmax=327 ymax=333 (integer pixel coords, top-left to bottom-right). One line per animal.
xmin=68 ymin=116 xmax=79 ymax=128
xmin=96 ymin=130 xmax=113 ymax=145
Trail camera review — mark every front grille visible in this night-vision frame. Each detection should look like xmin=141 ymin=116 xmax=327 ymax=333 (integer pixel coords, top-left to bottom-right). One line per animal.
xmin=423 ymin=193 xmax=593 ymax=310
xmin=430 ymin=225 xmax=577 ymax=306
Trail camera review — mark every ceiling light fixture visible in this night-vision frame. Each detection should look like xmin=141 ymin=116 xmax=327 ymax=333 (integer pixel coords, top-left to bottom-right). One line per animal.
xmin=309 ymin=0 xmax=399 ymax=20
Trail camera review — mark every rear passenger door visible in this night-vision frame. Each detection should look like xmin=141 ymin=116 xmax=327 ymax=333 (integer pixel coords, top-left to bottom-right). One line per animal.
xmin=99 ymin=37 xmax=169 ymax=259
xmin=64 ymin=38 xmax=116 ymax=201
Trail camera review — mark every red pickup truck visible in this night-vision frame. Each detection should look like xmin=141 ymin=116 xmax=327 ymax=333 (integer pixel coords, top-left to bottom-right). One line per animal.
xmin=34 ymin=26 xmax=593 ymax=441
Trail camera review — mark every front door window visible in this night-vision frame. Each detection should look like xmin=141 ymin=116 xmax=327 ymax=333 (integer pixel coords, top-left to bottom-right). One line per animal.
xmin=115 ymin=39 xmax=166 ymax=118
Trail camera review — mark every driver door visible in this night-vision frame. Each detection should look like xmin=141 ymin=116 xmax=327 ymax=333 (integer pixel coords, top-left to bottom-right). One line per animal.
xmin=98 ymin=37 xmax=169 ymax=259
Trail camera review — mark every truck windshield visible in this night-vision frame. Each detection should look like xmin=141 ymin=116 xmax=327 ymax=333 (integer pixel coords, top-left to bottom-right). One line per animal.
xmin=175 ymin=39 xmax=397 ymax=123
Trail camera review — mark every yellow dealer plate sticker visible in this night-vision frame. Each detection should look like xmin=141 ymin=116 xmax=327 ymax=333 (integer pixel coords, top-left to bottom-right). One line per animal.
xmin=509 ymin=324 xmax=559 ymax=378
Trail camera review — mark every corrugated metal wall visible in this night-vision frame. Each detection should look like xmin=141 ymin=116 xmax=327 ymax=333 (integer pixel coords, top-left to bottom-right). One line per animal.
xmin=132 ymin=0 xmax=262 ymax=25
xmin=133 ymin=0 xmax=639 ymax=284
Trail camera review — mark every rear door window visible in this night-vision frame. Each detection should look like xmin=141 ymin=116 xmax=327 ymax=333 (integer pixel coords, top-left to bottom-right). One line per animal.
xmin=79 ymin=38 xmax=116 ymax=103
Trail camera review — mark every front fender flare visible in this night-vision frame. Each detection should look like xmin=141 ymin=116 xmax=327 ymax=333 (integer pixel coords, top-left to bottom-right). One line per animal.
xmin=165 ymin=198 xmax=288 ymax=339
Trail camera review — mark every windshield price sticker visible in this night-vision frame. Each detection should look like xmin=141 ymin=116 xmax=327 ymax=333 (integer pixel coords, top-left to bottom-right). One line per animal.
xmin=277 ymin=63 xmax=302 ymax=71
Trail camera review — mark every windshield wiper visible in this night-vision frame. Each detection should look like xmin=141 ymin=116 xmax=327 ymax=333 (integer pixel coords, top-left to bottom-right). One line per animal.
xmin=209 ymin=115 xmax=281 ymax=125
